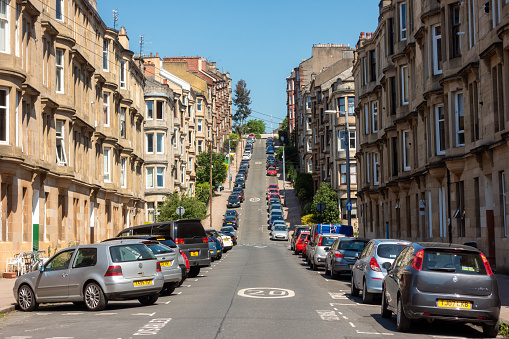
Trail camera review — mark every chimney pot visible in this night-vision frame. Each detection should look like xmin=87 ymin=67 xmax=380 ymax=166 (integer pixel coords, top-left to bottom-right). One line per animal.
xmin=361 ymin=32 xmax=365 ymax=39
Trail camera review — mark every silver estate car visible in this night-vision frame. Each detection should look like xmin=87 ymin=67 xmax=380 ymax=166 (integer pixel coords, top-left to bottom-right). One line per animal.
xmin=351 ymin=239 xmax=410 ymax=303
xmin=14 ymin=242 xmax=164 ymax=312
xmin=381 ymin=242 xmax=501 ymax=337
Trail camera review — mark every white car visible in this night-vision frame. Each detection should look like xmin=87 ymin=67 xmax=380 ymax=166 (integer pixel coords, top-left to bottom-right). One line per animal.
xmin=242 ymin=152 xmax=252 ymax=160
xmin=271 ymin=225 xmax=289 ymax=241
xmin=218 ymin=232 xmax=233 ymax=252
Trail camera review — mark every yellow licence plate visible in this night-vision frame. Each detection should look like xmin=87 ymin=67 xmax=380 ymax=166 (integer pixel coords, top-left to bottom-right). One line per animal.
xmin=437 ymin=299 xmax=471 ymax=309
xmin=159 ymin=261 xmax=172 ymax=267
xmin=190 ymin=251 xmax=199 ymax=256
xmin=133 ymin=279 xmax=153 ymax=287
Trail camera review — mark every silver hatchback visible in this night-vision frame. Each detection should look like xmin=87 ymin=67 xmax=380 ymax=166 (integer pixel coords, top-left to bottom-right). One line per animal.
xmin=14 ymin=241 xmax=164 ymax=312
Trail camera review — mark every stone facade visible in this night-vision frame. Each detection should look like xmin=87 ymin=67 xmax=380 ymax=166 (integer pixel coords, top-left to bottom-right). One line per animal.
xmin=354 ymin=0 xmax=509 ymax=273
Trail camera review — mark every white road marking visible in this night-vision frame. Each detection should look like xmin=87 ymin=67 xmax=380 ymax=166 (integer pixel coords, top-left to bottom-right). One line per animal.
xmin=343 ymin=316 xmax=348 ymax=320
xmin=349 ymin=322 xmax=356 ymax=328
xmin=237 ymin=287 xmax=295 ymax=299
xmin=316 ymin=310 xmax=340 ymax=321
xmin=133 ymin=318 xmax=171 ymax=336
xmin=96 ymin=313 xmax=117 ymax=315
xmin=132 ymin=312 xmax=156 ymax=316
xmin=177 ymin=292 xmax=183 ymax=294
xmin=165 ymin=301 xmax=172 ymax=304
xmin=180 ymin=285 xmax=191 ymax=288
xmin=194 ymin=279 xmax=199 ymax=281
xmin=62 ymin=313 xmax=83 ymax=315
xmin=329 ymin=292 xmax=348 ymax=299
xmin=5 ymin=337 xmax=33 ymax=339
xmin=432 ymin=337 xmax=468 ymax=339
xmin=35 ymin=313 xmax=51 ymax=315
xmin=333 ymin=308 xmax=338 ymax=311
xmin=356 ymin=330 xmax=394 ymax=336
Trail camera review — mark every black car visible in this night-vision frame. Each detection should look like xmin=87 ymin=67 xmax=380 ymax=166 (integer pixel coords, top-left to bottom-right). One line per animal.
xmin=266 ymin=160 xmax=276 ymax=169
xmin=222 ymin=216 xmax=239 ymax=229
xmin=234 ymin=178 xmax=245 ymax=188
xmin=225 ymin=209 xmax=239 ymax=219
xmin=232 ymin=187 xmax=245 ymax=202
xmin=227 ymin=194 xmax=241 ymax=208
xmin=240 ymin=160 xmax=250 ymax=168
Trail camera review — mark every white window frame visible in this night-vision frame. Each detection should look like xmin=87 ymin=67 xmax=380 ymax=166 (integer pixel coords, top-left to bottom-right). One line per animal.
xmin=468 ymin=0 xmax=476 ymax=48
xmin=432 ymin=25 xmax=442 ymax=75
xmin=401 ymin=65 xmax=409 ymax=105
xmin=120 ymin=107 xmax=126 ymax=139
xmin=146 ymin=167 xmax=154 ymax=188
xmin=197 ymin=119 xmax=202 ymax=132
xmin=454 ymin=92 xmax=464 ymax=147
xmin=0 ymin=0 xmax=10 ymax=54
xmin=197 ymin=98 xmax=202 ymax=111
xmin=349 ymin=131 xmax=356 ymax=150
xmin=103 ymin=147 xmax=111 ymax=183
xmin=363 ymin=58 xmax=367 ymax=85
xmin=373 ymin=153 xmax=379 ymax=185
xmin=120 ymin=157 xmax=126 ymax=188
xmin=371 ymin=101 xmax=378 ymax=133
xmin=173 ymin=129 xmax=178 ymax=148
xmin=56 ymin=49 xmax=64 ymax=93
xmin=156 ymin=167 xmax=164 ymax=188
xmin=348 ymin=97 xmax=355 ymax=115
xmin=492 ymin=0 xmax=501 ymax=28
xmin=156 ymin=133 xmax=164 ymax=154
xmin=197 ymin=140 xmax=203 ymax=153
xmin=55 ymin=0 xmax=64 ymax=21
xmin=103 ymin=39 xmax=109 ymax=71
xmin=308 ymin=159 xmax=312 ymax=172
xmin=403 ymin=130 xmax=411 ymax=171
xmin=147 ymin=202 xmax=155 ymax=223
xmin=0 ymin=88 xmax=8 ymax=143
xmin=146 ymin=133 xmax=154 ymax=154
xmin=435 ymin=104 xmax=445 ymax=155
xmin=399 ymin=2 xmax=407 ymax=41
xmin=364 ymin=103 xmax=369 ymax=134
xmin=56 ymin=120 xmax=67 ymax=165
xmin=366 ymin=153 xmax=371 ymax=183
xmin=340 ymin=164 xmax=348 ymax=184
xmin=146 ymin=101 xmax=153 ymax=120
xmin=103 ymin=92 xmax=110 ymax=126
xmin=120 ymin=60 xmax=126 ymax=89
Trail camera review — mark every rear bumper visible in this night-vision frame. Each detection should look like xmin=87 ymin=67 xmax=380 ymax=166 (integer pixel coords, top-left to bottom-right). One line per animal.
xmin=188 ymin=257 xmax=211 ymax=267
xmin=103 ymin=275 xmax=164 ymax=300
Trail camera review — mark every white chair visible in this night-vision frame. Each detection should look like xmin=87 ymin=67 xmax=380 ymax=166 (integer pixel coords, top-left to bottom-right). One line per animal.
xmin=5 ymin=253 xmax=25 ymax=276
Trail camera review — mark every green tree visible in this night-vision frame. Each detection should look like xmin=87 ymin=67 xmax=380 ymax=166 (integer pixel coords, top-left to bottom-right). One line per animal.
xmin=312 ymin=182 xmax=341 ymax=223
xmin=158 ymin=192 xmax=208 ymax=221
xmin=196 ymin=151 xmax=227 ymax=186
xmin=223 ymin=133 xmax=239 ymax=153
xmin=195 ymin=182 xmax=210 ymax=203
xmin=232 ymin=80 xmax=252 ymax=136
xmin=294 ymin=172 xmax=314 ymax=205
xmin=246 ymin=119 xmax=266 ymax=134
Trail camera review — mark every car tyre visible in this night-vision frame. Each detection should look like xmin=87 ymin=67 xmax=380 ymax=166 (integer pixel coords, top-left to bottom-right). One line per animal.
xmin=396 ymin=296 xmax=412 ymax=332
xmin=160 ymin=282 xmax=176 ymax=296
xmin=350 ymin=274 xmax=360 ymax=297
xmin=138 ymin=293 xmax=159 ymax=306
xmin=84 ymin=282 xmax=107 ymax=311
xmin=381 ymin=288 xmax=392 ymax=318
xmin=311 ymin=260 xmax=318 ymax=271
xmin=324 ymin=261 xmax=331 ymax=276
xmin=188 ymin=266 xmax=200 ymax=278
xmin=18 ymin=285 xmax=38 ymax=312
xmin=362 ymin=280 xmax=374 ymax=304
xmin=330 ymin=265 xmax=339 ymax=279
xmin=482 ymin=321 xmax=499 ymax=338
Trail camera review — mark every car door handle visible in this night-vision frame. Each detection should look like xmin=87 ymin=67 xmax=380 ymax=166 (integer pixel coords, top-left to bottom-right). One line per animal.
xmin=62 ymin=273 xmax=69 ymax=277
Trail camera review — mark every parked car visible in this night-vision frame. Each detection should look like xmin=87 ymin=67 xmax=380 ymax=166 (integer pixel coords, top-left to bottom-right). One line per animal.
xmin=381 ymin=242 xmax=500 ymax=337
xmin=308 ymin=234 xmax=343 ymax=271
xmin=267 ymin=167 xmax=277 ymax=176
xmin=102 ymin=238 xmax=181 ymax=296
xmin=266 ymin=160 xmax=276 ymax=169
xmin=266 ymin=146 xmax=274 ymax=154
xmin=234 ymin=178 xmax=245 ymax=188
xmin=267 ymin=193 xmax=281 ymax=203
xmin=351 ymin=239 xmax=411 ymax=303
xmin=220 ymin=226 xmax=237 ymax=238
xmin=240 ymin=160 xmax=250 ymax=168
xmin=242 ymin=152 xmax=252 ymax=160
xmin=267 ymin=183 xmax=278 ymax=191
xmin=268 ymin=215 xmax=285 ymax=230
xmin=266 ymin=154 xmax=275 ymax=162
xmin=14 ymin=242 xmax=164 ymax=312
xmin=217 ymin=232 xmax=233 ymax=252
xmin=266 ymin=188 xmax=279 ymax=199
xmin=225 ymin=209 xmax=239 ymax=219
xmin=270 ymin=225 xmax=289 ymax=241
xmin=291 ymin=226 xmax=311 ymax=251
xmin=302 ymin=234 xmax=311 ymax=258
xmin=207 ymin=236 xmax=222 ymax=261
xmin=232 ymin=187 xmax=245 ymax=203
xmin=324 ymin=237 xmax=369 ymax=278
xmin=116 ymin=219 xmax=210 ymax=278
xmin=222 ymin=216 xmax=239 ymax=229
xmin=267 ymin=198 xmax=281 ymax=211
xmin=295 ymin=232 xmax=310 ymax=255
xmin=227 ymin=194 xmax=241 ymax=208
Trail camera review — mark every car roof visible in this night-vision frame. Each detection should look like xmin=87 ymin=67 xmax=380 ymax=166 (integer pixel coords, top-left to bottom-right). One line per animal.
xmin=413 ymin=242 xmax=481 ymax=252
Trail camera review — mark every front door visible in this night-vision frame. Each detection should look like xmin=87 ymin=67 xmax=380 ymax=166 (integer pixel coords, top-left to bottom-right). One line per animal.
xmin=35 ymin=249 xmax=74 ymax=301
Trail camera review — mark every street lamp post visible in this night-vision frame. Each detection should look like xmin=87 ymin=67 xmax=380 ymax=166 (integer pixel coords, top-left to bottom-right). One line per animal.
xmin=281 ymin=136 xmax=286 ymax=206
xmin=325 ymin=109 xmax=351 ymax=229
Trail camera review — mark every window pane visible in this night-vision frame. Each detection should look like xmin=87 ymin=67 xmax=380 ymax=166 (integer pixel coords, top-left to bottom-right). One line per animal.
xmin=157 ymin=133 xmax=163 ymax=153
xmin=147 ymin=134 xmax=153 ymax=153
xmin=157 ymin=168 xmax=164 ymax=187
xmin=146 ymin=101 xmax=153 ymax=119
xmin=146 ymin=168 xmax=154 ymax=188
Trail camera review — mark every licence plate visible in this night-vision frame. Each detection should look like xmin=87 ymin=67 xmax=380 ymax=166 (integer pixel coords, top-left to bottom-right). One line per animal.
xmin=190 ymin=251 xmax=199 ymax=256
xmin=437 ymin=299 xmax=471 ymax=309
xmin=134 ymin=279 xmax=153 ymax=287
xmin=349 ymin=264 xmax=353 ymax=269
xmin=227 ymin=223 xmax=233 ymax=225
xmin=159 ymin=261 xmax=172 ymax=267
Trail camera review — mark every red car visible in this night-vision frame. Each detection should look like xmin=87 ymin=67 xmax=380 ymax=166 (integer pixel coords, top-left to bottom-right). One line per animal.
xmin=301 ymin=234 xmax=311 ymax=257
xmin=267 ymin=193 xmax=281 ymax=201
xmin=295 ymin=232 xmax=310 ymax=254
xmin=267 ymin=167 xmax=277 ymax=176
xmin=267 ymin=184 xmax=279 ymax=192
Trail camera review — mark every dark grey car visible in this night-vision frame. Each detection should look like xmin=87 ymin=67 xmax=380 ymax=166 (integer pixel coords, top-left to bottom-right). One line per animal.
xmin=324 ymin=237 xmax=369 ymax=278
xmin=381 ymin=242 xmax=500 ymax=337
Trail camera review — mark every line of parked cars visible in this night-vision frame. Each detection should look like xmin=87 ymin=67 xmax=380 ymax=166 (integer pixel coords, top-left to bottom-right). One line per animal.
xmin=13 ymin=218 xmax=233 ymax=313
xmin=291 ymin=225 xmax=501 ymax=337
xmin=265 ymin=143 xmax=289 ymax=241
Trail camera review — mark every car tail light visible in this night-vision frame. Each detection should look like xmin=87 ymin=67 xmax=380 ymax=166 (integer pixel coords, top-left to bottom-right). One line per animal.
xmin=203 ymin=237 xmax=208 ymax=243
xmin=104 ymin=265 xmax=123 ymax=277
xmin=480 ymin=253 xmax=493 ymax=276
xmin=175 ymin=238 xmax=184 ymax=245
xmin=370 ymin=257 xmax=381 ymax=272
xmin=334 ymin=252 xmax=343 ymax=258
xmin=156 ymin=262 xmax=162 ymax=272
xmin=318 ymin=237 xmax=322 ymax=246
xmin=412 ymin=249 xmax=424 ymax=271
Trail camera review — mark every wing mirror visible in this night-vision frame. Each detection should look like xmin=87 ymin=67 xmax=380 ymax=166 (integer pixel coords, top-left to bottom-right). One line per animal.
xmin=324 ymin=247 xmax=330 ymax=251
xmin=355 ymin=253 xmax=360 ymax=259
xmin=382 ymin=262 xmax=392 ymax=270
xmin=39 ymin=265 xmax=45 ymax=272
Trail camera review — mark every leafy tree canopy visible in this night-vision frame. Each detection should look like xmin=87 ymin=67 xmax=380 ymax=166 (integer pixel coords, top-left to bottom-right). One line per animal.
xmin=312 ymin=182 xmax=341 ymax=224
xmin=246 ymin=119 xmax=266 ymax=134
xmin=232 ymin=80 xmax=252 ymax=135
xmin=158 ymin=192 xmax=208 ymax=221
xmin=196 ymin=151 xmax=227 ymax=186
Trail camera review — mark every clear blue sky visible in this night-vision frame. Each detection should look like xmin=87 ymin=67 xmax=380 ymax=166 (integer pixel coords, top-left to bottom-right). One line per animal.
xmin=97 ymin=0 xmax=380 ymax=132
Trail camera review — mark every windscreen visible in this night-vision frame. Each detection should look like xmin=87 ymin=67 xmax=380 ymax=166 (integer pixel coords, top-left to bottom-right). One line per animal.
xmin=274 ymin=225 xmax=287 ymax=231
xmin=422 ymin=250 xmax=487 ymax=275
xmin=377 ymin=244 xmax=408 ymax=259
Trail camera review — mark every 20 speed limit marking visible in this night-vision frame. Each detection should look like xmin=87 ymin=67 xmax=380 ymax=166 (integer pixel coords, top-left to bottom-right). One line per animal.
xmin=237 ymin=288 xmax=295 ymax=299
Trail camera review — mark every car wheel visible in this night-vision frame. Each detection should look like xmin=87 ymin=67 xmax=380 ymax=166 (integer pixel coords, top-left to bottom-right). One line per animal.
xmin=324 ymin=261 xmax=331 ymax=276
xmin=188 ymin=266 xmax=200 ymax=278
xmin=350 ymin=274 xmax=360 ymax=296
xmin=330 ymin=265 xmax=339 ymax=279
xmin=18 ymin=285 xmax=38 ymax=312
xmin=396 ymin=296 xmax=412 ymax=332
xmin=160 ymin=283 xmax=176 ymax=296
xmin=84 ymin=282 xmax=107 ymax=311
xmin=138 ymin=293 xmax=159 ymax=306
xmin=362 ymin=280 xmax=374 ymax=304
xmin=483 ymin=321 xmax=499 ymax=338
xmin=380 ymin=288 xmax=392 ymax=318
xmin=312 ymin=260 xmax=318 ymax=271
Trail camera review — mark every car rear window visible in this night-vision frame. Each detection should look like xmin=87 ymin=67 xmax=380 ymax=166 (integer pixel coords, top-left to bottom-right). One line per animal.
xmin=299 ymin=233 xmax=309 ymax=239
xmin=422 ymin=250 xmax=488 ymax=275
xmin=321 ymin=236 xmax=338 ymax=246
xmin=109 ymin=244 xmax=155 ymax=262
xmin=338 ymin=240 xmax=368 ymax=251
xmin=377 ymin=244 xmax=408 ymax=259
xmin=146 ymin=243 xmax=174 ymax=255
xmin=157 ymin=238 xmax=177 ymax=248
xmin=176 ymin=221 xmax=206 ymax=238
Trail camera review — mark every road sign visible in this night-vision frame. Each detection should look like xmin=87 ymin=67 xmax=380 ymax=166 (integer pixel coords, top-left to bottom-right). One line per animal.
xmin=176 ymin=206 xmax=185 ymax=217
xmin=316 ymin=202 xmax=326 ymax=212
xmin=419 ymin=200 xmax=426 ymax=216
xmin=346 ymin=202 xmax=352 ymax=211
